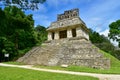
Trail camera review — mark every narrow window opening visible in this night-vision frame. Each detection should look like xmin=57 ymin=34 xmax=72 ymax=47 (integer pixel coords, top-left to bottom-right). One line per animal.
xmin=52 ymin=32 xmax=55 ymax=40
xmin=72 ymin=29 xmax=76 ymax=37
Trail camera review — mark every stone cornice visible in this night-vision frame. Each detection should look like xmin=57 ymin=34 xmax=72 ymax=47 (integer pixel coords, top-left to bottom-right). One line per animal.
xmin=47 ymin=17 xmax=87 ymax=31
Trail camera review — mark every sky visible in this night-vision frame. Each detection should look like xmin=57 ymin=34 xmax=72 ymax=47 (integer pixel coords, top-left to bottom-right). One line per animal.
xmin=23 ymin=0 xmax=120 ymax=46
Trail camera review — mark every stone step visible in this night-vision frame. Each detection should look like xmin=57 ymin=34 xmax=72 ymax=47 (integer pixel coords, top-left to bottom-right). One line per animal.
xmin=17 ymin=39 xmax=110 ymax=69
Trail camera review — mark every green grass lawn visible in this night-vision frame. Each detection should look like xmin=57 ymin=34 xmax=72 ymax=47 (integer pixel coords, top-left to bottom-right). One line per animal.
xmin=0 ymin=66 xmax=98 ymax=80
xmin=3 ymin=61 xmax=25 ymax=65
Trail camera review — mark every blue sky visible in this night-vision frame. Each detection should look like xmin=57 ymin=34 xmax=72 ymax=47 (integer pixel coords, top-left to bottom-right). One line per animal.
xmin=25 ymin=0 xmax=120 ymax=35
xmin=26 ymin=0 xmax=120 ymax=45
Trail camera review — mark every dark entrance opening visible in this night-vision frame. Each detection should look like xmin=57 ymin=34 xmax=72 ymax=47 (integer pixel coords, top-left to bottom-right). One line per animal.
xmin=59 ymin=30 xmax=67 ymax=39
xmin=72 ymin=29 xmax=76 ymax=37
xmin=52 ymin=32 xmax=55 ymax=40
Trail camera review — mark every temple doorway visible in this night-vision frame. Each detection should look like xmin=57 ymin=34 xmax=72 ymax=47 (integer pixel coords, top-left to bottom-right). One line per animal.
xmin=59 ymin=30 xmax=67 ymax=39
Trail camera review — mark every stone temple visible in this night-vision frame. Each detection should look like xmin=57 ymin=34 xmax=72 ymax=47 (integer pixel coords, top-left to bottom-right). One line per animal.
xmin=47 ymin=8 xmax=89 ymax=41
xmin=18 ymin=9 xmax=110 ymax=69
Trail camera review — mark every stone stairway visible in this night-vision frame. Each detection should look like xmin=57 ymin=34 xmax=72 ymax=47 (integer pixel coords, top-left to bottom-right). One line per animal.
xmin=18 ymin=47 xmax=40 ymax=62
xmin=18 ymin=43 xmax=61 ymax=65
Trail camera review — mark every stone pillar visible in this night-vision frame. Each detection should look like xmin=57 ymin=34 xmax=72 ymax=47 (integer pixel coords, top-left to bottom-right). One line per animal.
xmin=85 ymin=32 xmax=89 ymax=40
xmin=83 ymin=30 xmax=89 ymax=40
xmin=67 ymin=29 xmax=72 ymax=38
xmin=55 ymin=31 xmax=59 ymax=40
xmin=87 ymin=35 xmax=89 ymax=40
xmin=48 ymin=32 xmax=52 ymax=40
xmin=76 ymin=27 xmax=82 ymax=37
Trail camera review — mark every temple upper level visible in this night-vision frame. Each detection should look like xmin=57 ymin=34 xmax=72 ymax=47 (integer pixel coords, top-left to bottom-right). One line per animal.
xmin=57 ymin=8 xmax=79 ymax=21
xmin=47 ymin=8 xmax=89 ymax=41
xmin=47 ymin=9 xmax=86 ymax=31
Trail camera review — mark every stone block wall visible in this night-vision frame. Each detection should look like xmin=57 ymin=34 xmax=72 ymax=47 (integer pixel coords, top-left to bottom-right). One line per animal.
xmin=57 ymin=8 xmax=79 ymax=21
xmin=58 ymin=58 xmax=110 ymax=69
xmin=17 ymin=38 xmax=110 ymax=69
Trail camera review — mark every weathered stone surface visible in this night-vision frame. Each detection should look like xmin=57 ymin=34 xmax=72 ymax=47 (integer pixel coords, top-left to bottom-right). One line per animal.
xmin=47 ymin=17 xmax=86 ymax=31
xmin=47 ymin=9 xmax=89 ymax=41
xmin=17 ymin=38 xmax=110 ymax=69
xmin=57 ymin=8 xmax=79 ymax=21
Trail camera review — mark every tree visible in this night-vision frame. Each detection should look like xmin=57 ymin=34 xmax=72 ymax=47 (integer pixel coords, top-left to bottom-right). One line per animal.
xmin=89 ymin=28 xmax=116 ymax=58
xmin=89 ymin=29 xmax=104 ymax=43
xmin=3 ymin=6 xmax=35 ymax=50
xmin=35 ymin=25 xmax=47 ymax=44
xmin=108 ymin=20 xmax=120 ymax=47
xmin=0 ymin=37 xmax=16 ymax=61
xmin=0 ymin=0 xmax=46 ymax=10
xmin=0 ymin=6 xmax=37 ymax=61
xmin=89 ymin=28 xmax=120 ymax=60
xmin=0 ymin=8 xmax=6 ymax=36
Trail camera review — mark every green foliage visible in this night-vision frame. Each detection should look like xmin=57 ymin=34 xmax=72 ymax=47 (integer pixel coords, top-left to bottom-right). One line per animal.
xmin=0 ymin=8 xmax=7 ymax=36
xmin=89 ymin=29 xmax=109 ymax=43
xmin=18 ymin=47 xmax=32 ymax=58
xmin=89 ymin=29 xmax=103 ymax=43
xmin=89 ymin=28 xmax=120 ymax=60
xmin=15 ymin=30 xmax=36 ymax=49
xmin=0 ymin=6 xmax=37 ymax=61
xmin=0 ymin=0 xmax=46 ymax=10
xmin=109 ymin=19 xmax=120 ymax=47
xmin=112 ymin=49 xmax=120 ymax=60
xmin=0 ymin=66 xmax=98 ymax=80
xmin=0 ymin=6 xmax=48 ymax=61
xmin=99 ymin=50 xmax=120 ymax=67
xmin=35 ymin=25 xmax=47 ymax=45
xmin=0 ymin=37 xmax=16 ymax=61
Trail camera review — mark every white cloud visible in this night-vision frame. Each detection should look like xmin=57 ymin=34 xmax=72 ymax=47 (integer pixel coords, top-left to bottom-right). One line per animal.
xmin=27 ymin=0 xmax=120 ymax=32
xmin=100 ymin=29 xmax=109 ymax=37
xmin=85 ymin=17 xmax=102 ymax=25
xmin=31 ymin=4 xmax=47 ymax=14
xmin=84 ymin=17 xmax=104 ymax=32
xmin=82 ymin=0 xmax=120 ymax=32
xmin=99 ymin=29 xmax=119 ymax=46
xmin=37 ymin=4 xmax=47 ymax=13
xmin=95 ymin=27 xmax=102 ymax=33
xmin=110 ymin=39 xmax=118 ymax=47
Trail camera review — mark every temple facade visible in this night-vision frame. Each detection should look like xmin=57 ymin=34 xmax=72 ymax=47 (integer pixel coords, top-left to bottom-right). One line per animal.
xmin=47 ymin=8 xmax=89 ymax=41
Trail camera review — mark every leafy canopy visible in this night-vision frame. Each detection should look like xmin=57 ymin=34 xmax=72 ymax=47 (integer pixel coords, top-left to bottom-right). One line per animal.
xmin=109 ymin=20 xmax=120 ymax=47
xmin=0 ymin=0 xmax=46 ymax=10
xmin=88 ymin=29 xmax=120 ymax=59
xmin=0 ymin=6 xmax=37 ymax=61
xmin=35 ymin=25 xmax=47 ymax=45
